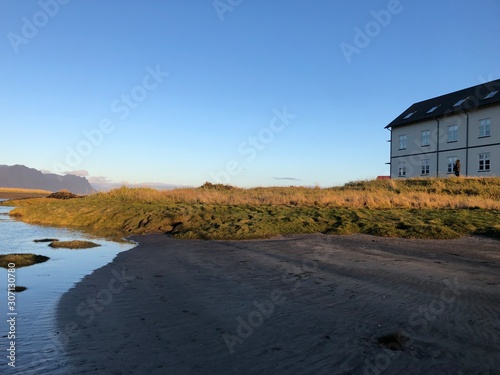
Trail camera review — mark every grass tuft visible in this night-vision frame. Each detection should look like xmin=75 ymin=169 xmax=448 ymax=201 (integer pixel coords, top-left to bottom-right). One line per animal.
xmin=49 ymin=240 xmax=101 ymax=249
xmin=0 ymin=254 xmax=50 ymax=268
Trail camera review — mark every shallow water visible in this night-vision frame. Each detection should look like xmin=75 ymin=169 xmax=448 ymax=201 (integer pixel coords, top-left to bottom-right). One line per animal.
xmin=0 ymin=201 xmax=135 ymax=374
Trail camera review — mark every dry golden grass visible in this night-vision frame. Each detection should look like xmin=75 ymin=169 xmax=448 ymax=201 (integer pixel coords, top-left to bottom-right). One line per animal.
xmin=86 ymin=177 xmax=500 ymax=210
xmin=0 ymin=187 xmax=52 ymax=199
xmin=0 ymin=187 xmax=52 ymax=194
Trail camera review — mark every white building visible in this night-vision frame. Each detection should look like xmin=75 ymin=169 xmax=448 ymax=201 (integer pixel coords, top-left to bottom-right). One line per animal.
xmin=386 ymin=79 xmax=500 ymax=178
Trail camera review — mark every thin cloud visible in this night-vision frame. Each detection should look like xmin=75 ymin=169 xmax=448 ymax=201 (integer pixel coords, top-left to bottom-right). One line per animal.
xmin=273 ymin=177 xmax=302 ymax=181
xmin=89 ymin=177 xmax=186 ymax=192
xmin=88 ymin=176 xmax=112 ymax=184
xmin=65 ymin=170 xmax=89 ymax=177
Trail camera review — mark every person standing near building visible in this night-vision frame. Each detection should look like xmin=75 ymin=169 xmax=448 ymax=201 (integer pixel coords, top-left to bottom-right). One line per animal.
xmin=453 ymin=159 xmax=461 ymax=177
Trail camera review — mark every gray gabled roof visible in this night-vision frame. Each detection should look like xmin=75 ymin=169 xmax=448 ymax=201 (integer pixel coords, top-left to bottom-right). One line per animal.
xmin=386 ymin=79 xmax=500 ymax=129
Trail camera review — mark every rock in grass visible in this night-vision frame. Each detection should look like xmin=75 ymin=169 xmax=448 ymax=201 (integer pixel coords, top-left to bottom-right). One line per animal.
xmin=0 ymin=254 xmax=50 ymax=268
xmin=34 ymin=238 xmax=59 ymax=243
xmin=49 ymin=240 xmax=100 ymax=249
xmin=46 ymin=191 xmax=81 ymax=199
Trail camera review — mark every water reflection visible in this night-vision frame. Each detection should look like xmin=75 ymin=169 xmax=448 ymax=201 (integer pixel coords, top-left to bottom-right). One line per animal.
xmin=0 ymin=202 xmax=135 ymax=374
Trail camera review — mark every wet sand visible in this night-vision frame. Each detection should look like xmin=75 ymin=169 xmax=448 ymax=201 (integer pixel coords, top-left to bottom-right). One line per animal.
xmin=56 ymin=234 xmax=500 ymax=374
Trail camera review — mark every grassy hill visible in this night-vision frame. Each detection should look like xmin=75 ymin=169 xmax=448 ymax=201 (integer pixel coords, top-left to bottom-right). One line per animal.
xmin=2 ymin=178 xmax=499 ymax=240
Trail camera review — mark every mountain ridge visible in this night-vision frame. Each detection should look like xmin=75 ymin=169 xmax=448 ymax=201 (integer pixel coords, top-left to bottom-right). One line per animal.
xmin=0 ymin=165 xmax=95 ymax=195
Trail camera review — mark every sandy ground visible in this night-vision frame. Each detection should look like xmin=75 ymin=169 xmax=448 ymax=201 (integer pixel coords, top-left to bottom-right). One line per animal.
xmin=56 ymin=234 xmax=500 ymax=374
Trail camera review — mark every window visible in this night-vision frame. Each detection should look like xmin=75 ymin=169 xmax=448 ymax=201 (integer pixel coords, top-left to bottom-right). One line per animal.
xmin=448 ymin=125 xmax=458 ymax=142
xmin=484 ymin=90 xmax=498 ymax=100
xmin=399 ymin=134 xmax=407 ymax=150
xmin=479 ymin=118 xmax=491 ymax=137
xmin=421 ymin=130 xmax=430 ymax=146
xmin=479 ymin=153 xmax=490 ymax=172
xmin=427 ymin=105 xmax=439 ymax=113
xmin=398 ymin=162 xmax=407 ymax=177
xmin=403 ymin=111 xmax=416 ymax=119
xmin=453 ymin=98 xmax=467 ymax=107
xmin=421 ymin=159 xmax=430 ymax=175
xmin=447 ymin=157 xmax=457 ymax=174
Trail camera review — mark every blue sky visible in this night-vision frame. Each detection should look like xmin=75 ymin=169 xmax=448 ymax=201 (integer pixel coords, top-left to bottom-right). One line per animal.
xmin=1 ymin=0 xmax=499 ymax=188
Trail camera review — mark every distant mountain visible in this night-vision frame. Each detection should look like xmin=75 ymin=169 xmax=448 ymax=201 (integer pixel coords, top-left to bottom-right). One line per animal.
xmin=0 ymin=165 xmax=95 ymax=195
xmin=90 ymin=181 xmax=185 ymax=192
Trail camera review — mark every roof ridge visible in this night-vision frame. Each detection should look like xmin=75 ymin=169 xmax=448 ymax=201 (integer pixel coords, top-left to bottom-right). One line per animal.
xmin=412 ymin=79 xmax=500 ymax=105
xmin=386 ymin=79 xmax=500 ymax=129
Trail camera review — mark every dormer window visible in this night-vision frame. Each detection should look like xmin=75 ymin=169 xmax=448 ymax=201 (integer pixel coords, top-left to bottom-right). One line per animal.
xmin=483 ymin=90 xmax=498 ymax=99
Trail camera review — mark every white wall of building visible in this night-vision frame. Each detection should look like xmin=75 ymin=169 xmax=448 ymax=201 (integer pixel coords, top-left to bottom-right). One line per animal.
xmin=390 ymin=105 xmax=499 ymax=178
xmin=391 ymin=120 xmax=436 ymax=156
xmin=467 ymin=145 xmax=499 ymax=177
xmin=468 ymin=106 xmax=500 ymax=147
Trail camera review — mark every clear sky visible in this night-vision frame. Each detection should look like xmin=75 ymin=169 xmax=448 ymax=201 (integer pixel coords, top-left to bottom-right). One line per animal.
xmin=1 ymin=0 xmax=499 ymax=188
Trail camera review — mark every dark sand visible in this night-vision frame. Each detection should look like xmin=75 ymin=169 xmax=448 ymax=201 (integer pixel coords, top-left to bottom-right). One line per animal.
xmin=57 ymin=234 xmax=500 ymax=374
